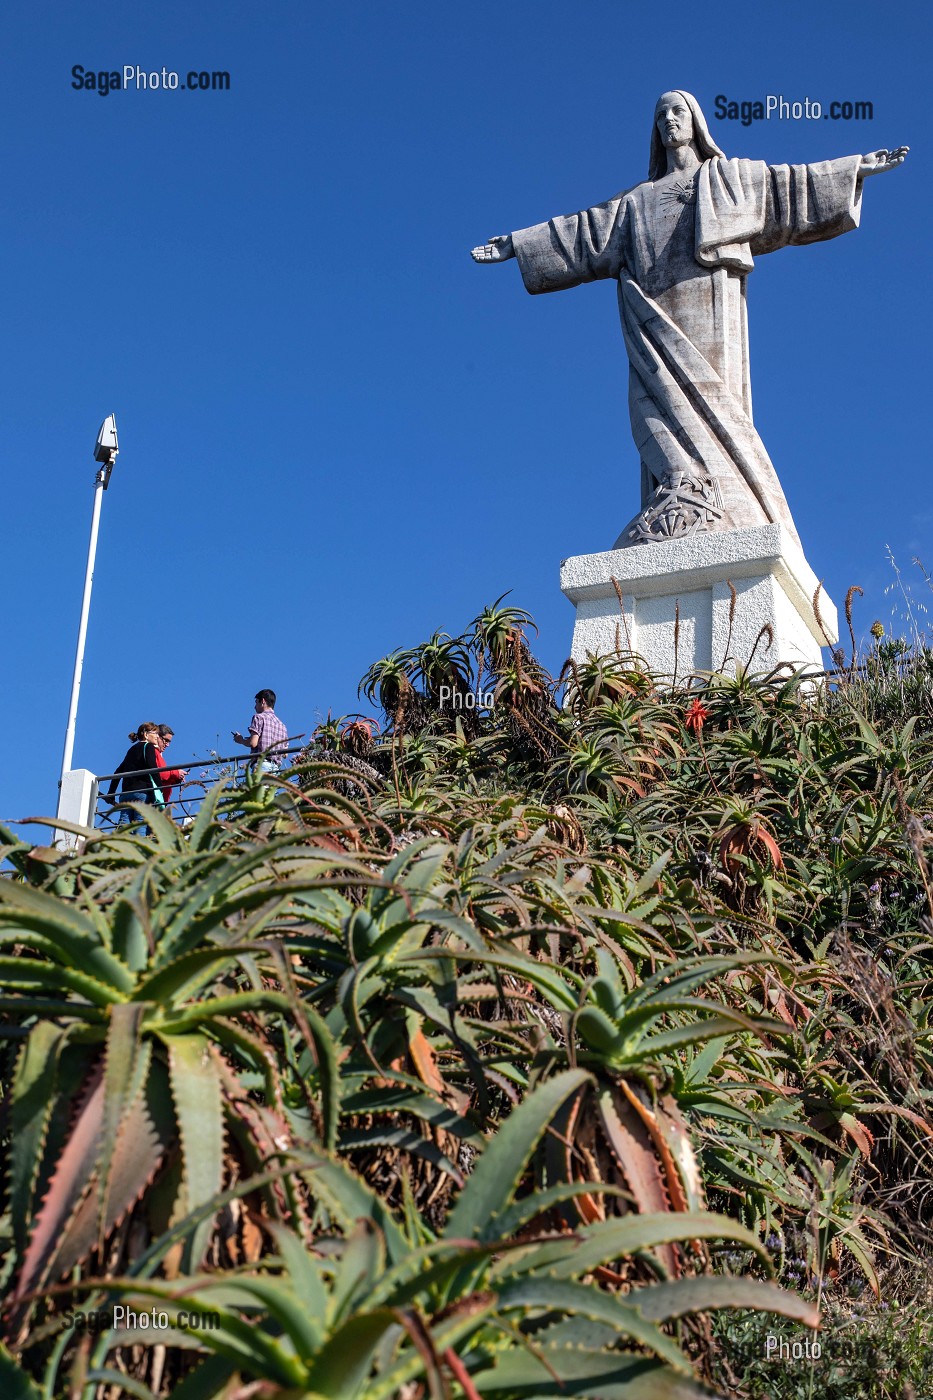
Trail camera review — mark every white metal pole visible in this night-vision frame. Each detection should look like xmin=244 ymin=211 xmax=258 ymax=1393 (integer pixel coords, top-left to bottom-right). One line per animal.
xmin=58 ymin=469 xmax=106 ymax=792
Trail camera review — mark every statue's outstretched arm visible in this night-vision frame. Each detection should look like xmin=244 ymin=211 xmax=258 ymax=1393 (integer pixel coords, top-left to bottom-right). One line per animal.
xmin=471 ymin=234 xmax=515 ymax=263
xmin=859 ymin=146 xmax=909 ymax=177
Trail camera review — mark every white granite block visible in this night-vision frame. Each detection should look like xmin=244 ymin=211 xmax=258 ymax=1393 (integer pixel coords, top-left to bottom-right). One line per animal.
xmin=560 ymin=525 xmax=837 ymax=677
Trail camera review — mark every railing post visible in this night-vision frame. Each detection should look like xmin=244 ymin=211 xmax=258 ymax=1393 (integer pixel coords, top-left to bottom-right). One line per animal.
xmin=55 ymin=769 xmax=99 ymax=851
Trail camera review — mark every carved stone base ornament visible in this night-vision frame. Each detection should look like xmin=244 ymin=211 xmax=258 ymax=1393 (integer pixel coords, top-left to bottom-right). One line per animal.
xmin=626 ymin=469 xmax=723 ymax=544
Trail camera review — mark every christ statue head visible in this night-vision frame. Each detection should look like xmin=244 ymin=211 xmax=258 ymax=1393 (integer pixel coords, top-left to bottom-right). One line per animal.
xmin=648 ymin=91 xmax=725 ymax=180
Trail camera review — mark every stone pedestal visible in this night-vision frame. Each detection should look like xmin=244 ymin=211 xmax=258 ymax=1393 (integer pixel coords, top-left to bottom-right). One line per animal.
xmin=560 ymin=525 xmax=837 ymax=677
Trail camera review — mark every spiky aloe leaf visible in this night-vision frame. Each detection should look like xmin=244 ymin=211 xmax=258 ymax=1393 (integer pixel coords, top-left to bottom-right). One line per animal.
xmin=308 ymin=1003 xmax=343 ymax=1154
xmin=479 ymin=1180 xmax=628 ymax=1241
xmin=445 ymin=1070 xmax=591 ymax=1243
xmin=167 ymin=1272 xmax=326 ymax=1357
xmin=98 ymin=1005 xmax=149 ymax=1241
xmin=132 ymin=946 xmax=246 ymax=1005
xmin=8 ymin=1022 xmax=64 ymax=1256
xmin=369 ymin=1238 xmax=514 ymax=1312
xmin=496 ymin=1212 xmax=772 ymax=1283
xmin=148 ymin=1354 xmax=235 ymax=1400
xmin=466 ymin=1350 xmax=713 ymax=1398
xmin=595 ymin=1084 xmax=677 ymax=1276
xmin=82 ymin=1369 xmax=158 ymax=1400
xmin=164 ymin=1033 xmax=225 ymax=1270
xmin=40 ymin=1063 xmax=174 ymax=1285
xmin=156 ymin=839 xmax=375 ymax=958
xmin=11 ymin=1065 xmax=105 ymax=1303
xmin=337 ymin=1127 xmax=464 ymax=1186
xmin=655 ymin=1093 xmax=705 ymax=1212
xmin=307 ymin=1307 xmax=434 ymax=1400
xmin=411 ymin=948 xmax=582 ymax=1012
xmin=0 ymin=996 xmax=101 ymax=1022
xmin=635 ymin=1275 xmax=819 ymax=1326
xmin=0 ymin=882 xmax=133 ymax=992
xmin=330 ymin=1219 xmax=386 ymax=1324
xmin=0 ymin=1342 xmax=42 ymax=1400
xmin=264 ymin=1222 xmax=328 ymax=1344
xmin=0 ymin=954 xmax=121 ymax=1009
xmin=355 ymin=1298 xmax=520 ymax=1400
xmin=494 ymin=1276 xmax=689 ymax=1373
xmin=121 ymin=799 xmax=183 ymax=852
xmin=266 ymin=948 xmax=341 ymax=1153
xmin=110 ymin=887 xmax=150 ymax=974
xmin=0 ymin=819 xmax=30 ymax=854
xmin=185 ymin=782 xmax=226 ymax=850
xmin=292 ymin=1151 xmax=409 ymax=1267
xmin=13 ymin=1039 xmax=90 ymax=1264
xmin=628 ymin=850 xmax=672 ymax=899
xmin=79 ymin=1279 xmax=306 ymax=1387
xmin=378 ymin=838 xmax=449 ymax=897
xmin=339 ymin=1085 xmax=483 ymax=1143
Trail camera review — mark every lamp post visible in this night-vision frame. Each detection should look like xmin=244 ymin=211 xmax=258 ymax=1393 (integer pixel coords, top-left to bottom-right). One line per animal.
xmin=57 ymin=415 xmax=119 ymax=799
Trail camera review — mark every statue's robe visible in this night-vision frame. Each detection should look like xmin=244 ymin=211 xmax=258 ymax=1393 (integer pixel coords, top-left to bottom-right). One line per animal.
xmin=511 ymin=156 xmax=863 ymax=546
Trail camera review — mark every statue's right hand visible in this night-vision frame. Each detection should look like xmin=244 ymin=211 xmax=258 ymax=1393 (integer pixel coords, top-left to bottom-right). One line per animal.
xmin=471 ymin=234 xmax=514 ymax=263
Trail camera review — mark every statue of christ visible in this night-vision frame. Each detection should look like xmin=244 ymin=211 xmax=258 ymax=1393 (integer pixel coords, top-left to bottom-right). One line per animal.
xmin=472 ymin=91 xmax=907 ymax=547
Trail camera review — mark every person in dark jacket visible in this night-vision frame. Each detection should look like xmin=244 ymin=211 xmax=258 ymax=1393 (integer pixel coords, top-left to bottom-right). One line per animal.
xmin=107 ymin=723 xmax=165 ymax=823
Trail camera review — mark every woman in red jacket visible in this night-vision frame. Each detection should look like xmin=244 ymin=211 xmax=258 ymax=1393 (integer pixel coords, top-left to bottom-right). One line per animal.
xmin=155 ymin=725 xmax=186 ymax=810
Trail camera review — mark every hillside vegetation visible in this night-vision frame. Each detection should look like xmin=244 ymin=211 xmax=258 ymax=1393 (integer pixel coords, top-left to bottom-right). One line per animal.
xmin=1 ymin=598 xmax=932 ymax=1399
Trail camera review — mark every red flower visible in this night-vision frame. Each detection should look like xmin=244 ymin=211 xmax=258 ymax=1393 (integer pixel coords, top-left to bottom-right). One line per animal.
xmin=684 ymin=698 xmax=710 ymax=735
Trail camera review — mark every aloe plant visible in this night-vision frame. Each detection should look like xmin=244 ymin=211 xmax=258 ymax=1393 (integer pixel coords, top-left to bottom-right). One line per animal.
xmin=0 ymin=792 xmax=374 ymax=1322
xmin=3 ymin=612 xmax=932 ymax=1397
xmin=51 ymin=1074 xmax=817 ymax=1400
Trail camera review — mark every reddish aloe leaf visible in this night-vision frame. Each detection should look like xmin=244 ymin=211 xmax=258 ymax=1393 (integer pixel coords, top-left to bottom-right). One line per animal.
xmin=547 ymin=1090 xmax=605 ymax=1225
xmin=719 ymin=819 xmax=784 ymax=874
xmin=597 ymin=1084 xmax=678 ymax=1278
xmin=657 ymin=1095 xmax=705 ymax=1214
xmin=12 ymin=1064 xmax=105 ymax=1303
xmin=857 ymin=1102 xmax=933 ymax=1138
xmin=410 ymin=1026 xmax=445 ymax=1096
xmin=8 ymin=1023 xmax=65 ymax=1258
xmin=215 ymin=1051 xmax=315 ymax=1249
xmin=756 ymin=825 xmax=785 ymax=870
xmin=99 ymin=1004 xmax=149 ymax=1249
xmin=52 ymin=1073 xmax=172 ymax=1282
xmin=838 ymin=1112 xmax=875 ymax=1157
xmin=616 ymin=1082 xmax=689 ymax=1213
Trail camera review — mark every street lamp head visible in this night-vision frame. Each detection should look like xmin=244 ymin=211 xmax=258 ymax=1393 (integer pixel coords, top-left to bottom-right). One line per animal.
xmin=94 ymin=414 xmax=118 ymax=463
xmin=94 ymin=414 xmax=119 ymax=488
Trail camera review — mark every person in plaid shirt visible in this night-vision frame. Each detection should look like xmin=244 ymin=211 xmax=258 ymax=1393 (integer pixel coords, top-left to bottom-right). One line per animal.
xmin=233 ymin=689 xmax=289 ymax=772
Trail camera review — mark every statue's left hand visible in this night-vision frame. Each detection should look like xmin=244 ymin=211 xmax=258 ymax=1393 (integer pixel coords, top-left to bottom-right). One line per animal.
xmin=859 ymin=146 xmax=909 ymax=177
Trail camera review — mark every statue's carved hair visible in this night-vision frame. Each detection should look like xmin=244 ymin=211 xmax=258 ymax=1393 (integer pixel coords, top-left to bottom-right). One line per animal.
xmin=648 ymin=90 xmax=726 ymax=182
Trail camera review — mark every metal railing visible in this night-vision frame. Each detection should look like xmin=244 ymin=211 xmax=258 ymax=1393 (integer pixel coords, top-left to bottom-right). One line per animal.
xmin=94 ymin=742 xmax=309 ymax=829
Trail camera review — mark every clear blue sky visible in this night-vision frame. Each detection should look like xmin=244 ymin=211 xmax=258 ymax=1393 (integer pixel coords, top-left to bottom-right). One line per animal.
xmin=1 ymin=0 xmax=929 ymax=825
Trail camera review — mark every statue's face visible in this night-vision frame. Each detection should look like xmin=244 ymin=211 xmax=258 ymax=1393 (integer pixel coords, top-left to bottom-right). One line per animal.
xmin=655 ymin=92 xmax=694 ymax=149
